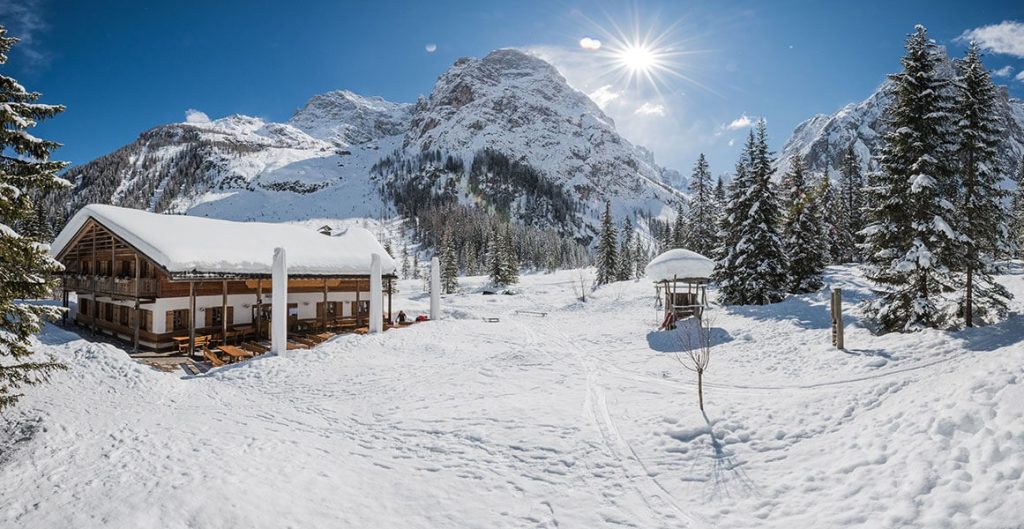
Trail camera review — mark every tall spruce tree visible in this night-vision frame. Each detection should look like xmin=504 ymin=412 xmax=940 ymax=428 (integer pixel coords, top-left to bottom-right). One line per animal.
xmin=815 ymin=168 xmax=843 ymax=264
xmin=0 ymin=27 xmax=69 ymax=411
xmin=617 ymin=217 xmax=635 ymax=281
xmin=781 ymin=157 xmax=825 ymax=293
xmin=500 ymin=227 xmax=519 ymax=285
xmin=953 ymin=42 xmax=1012 ymax=326
xmin=714 ymin=122 xmax=788 ymax=305
xmin=596 ymin=202 xmax=618 ymax=285
xmin=863 ymin=25 xmax=961 ymax=332
xmin=672 ymin=203 xmax=687 ymax=249
xmin=685 ymin=153 xmax=716 ymax=256
xmin=1010 ymin=157 xmax=1024 ymax=258
xmin=633 ymin=237 xmax=647 ymax=279
xmin=837 ymin=145 xmax=866 ymax=262
xmin=440 ymin=229 xmax=459 ymax=294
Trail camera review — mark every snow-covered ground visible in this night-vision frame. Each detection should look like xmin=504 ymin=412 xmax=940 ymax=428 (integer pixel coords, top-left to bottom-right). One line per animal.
xmin=3 ymin=265 xmax=1023 ymax=528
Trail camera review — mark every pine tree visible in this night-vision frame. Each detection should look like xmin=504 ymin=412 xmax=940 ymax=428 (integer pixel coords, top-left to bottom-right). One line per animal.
xmin=412 ymin=252 xmax=420 ymax=279
xmin=953 ymin=41 xmax=1012 ymax=326
xmin=617 ymin=217 xmax=635 ymax=281
xmin=633 ymin=237 xmax=647 ymax=279
xmin=672 ymin=203 xmax=687 ymax=249
xmin=400 ymin=244 xmax=410 ymax=279
xmin=815 ymin=169 xmax=843 ymax=264
xmin=781 ymin=157 xmax=826 ymax=293
xmin=1010 ymin=157 xmax=1024 ymax=258
xmin=863 ymin=25 xmax=962 ymax=332
xmin=596 ymin=202 xmax=618 ymax=285
xmin=500 ymin=227 xmax=519 ymax=285
xmin=837 ymin=145 xmax=866 ymax=262
xmin=714 ymin=122 xmax=788 ymax=305
xmin=487 ymin=226 xmax=504 ymax=285
xmin=440 ymin=229 xmax=459 ymax=294
xmin=684 ymin=153 xmax=716 ymax=256
xmin=0 ymin=27 xmax=70 ymax=411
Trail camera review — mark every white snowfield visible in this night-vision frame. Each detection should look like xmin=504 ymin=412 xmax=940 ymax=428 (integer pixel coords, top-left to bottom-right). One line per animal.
xmin=51 ymin=205 xmax=397 ymax=276
xmin=644 ymin=249 xmax=715 ymax=281
xmin=3 ymin=265 xmax=1024 ymax=528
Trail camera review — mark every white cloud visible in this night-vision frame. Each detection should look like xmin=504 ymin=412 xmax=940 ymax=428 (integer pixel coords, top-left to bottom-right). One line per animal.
xmin=579 ymin=37 xmax=602 ymax=50
xmin=1016 ymin=71 xmax=1024 ymax=82
xmin=185 ymin=109 xmax=211 ymax=124
xmin=425 ymin=43 xmax=437 ymax=53
xmin=634 ymin=102 xmax=666 ymax=116
xmin=726 ymin=114 xmax=754 ymax=130
xmin=587 ymin=85 xmax=620 ymax=109
xmin=728 ymin=139 xmax=736 ymax=147
xmin=992 ymin=65 xmax=1015 ymax=77
xmin=0 ymin=0 xmax=47 ymax=63
xmin=958 ymin=21 xmax=1024 ymax=58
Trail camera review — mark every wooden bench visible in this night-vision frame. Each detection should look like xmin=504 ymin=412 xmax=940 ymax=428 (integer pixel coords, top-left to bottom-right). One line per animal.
xmin=203 ymin=348 xmax=226 ymax=367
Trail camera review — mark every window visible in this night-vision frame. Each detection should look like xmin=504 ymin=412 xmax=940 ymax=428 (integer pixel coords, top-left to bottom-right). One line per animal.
xmin=79 ymin=298 xmax=89 ymax=316
xmin=171 ymin=309 xmax=189 ymax=331
xmin=81 ymin=260 xmax=91 ymax=275
xmin=210 ymin=307 xmax=224 ymax=327
xmin=120 ymin=260 xmax=131 ymax=278
xmin=119 ymin=306 xmax=129 ymax=326
xmin=140 ymin=261 xmax=150 ymax=278
xmin=104 ymin=303 xmax=114 ymax=322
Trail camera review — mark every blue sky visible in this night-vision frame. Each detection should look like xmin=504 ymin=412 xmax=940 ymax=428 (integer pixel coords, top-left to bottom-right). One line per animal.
xmin=5 ymin=0 xmax=1024 ymax=177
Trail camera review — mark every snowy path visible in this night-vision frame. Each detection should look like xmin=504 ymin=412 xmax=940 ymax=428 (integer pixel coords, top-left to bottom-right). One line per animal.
xmin=2 ymin=266 xmax=1023 ymax=528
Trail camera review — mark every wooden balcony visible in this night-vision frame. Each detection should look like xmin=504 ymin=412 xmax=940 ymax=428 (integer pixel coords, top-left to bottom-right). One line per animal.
xmin=65 ymin=275 xmax=157 ymax=298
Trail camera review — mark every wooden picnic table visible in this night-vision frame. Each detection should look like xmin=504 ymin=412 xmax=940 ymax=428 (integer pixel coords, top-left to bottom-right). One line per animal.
xmin=172 ymin=336 xmax=190 ymax=354
xmin=218 ymin=345 xmax=254 ymax=363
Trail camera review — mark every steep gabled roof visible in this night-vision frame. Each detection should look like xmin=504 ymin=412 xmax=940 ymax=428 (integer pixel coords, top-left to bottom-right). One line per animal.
xmin=52 ymin=205 xmax=397 ymax=278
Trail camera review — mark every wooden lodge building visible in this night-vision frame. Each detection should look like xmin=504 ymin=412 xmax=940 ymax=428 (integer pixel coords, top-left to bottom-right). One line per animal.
xmin=50 ymin=205 xmax=398 ymax=352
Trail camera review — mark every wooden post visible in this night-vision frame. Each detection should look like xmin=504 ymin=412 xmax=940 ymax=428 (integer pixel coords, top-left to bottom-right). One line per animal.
xmin=322 ymin=277 xmax=328 ymax=331
xmin=91 ymin=226 xmax=98 ymax=333
xmin=256 ymin=280 xmax=263 ymax=340
xmin=831 ymin=288 xmax=844 ymax=350
xmin=221 ymin=280 xmax=228 ymax=346
xmin=133 ymin=254 xmax=140 ymax=353
xmin=387 ymin=277 xmax=392 ymax=325
xmin=188 ymin=281 xmax=196 ymax=358
xmin=61 ymin=276 xmax=68 ymax=327
xmin=355 ymin=279 xmax=361 ymax=327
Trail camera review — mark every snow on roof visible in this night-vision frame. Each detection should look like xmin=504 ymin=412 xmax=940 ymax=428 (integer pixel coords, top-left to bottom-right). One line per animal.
xmin=644 ymin=249 xmax=715 ymax=282
xmin=51 ymin=204 xmax=396 ymax=277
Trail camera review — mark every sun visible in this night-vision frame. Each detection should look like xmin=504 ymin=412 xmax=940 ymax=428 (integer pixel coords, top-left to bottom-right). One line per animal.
xmin=618 ymin=44 xmax=658 ymax=74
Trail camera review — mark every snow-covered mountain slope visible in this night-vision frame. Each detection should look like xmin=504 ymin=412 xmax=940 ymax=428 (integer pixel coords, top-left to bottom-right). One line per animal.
xmin=404 ymin=49 xmax=680 ymax=217
xmin=5 ymin=264 xmax=1024 ymax=528
xmin=778 ymin=50 xmax=1024 ymax=177
xmin=48 ymin=50 xmax=681 ymax=237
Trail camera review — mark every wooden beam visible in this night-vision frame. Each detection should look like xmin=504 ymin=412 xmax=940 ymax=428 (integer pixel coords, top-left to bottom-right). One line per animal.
xmin=322 ymin=277 xmax=328 ymax=331
xmin=256 ymin=280 xmax=263 ymax=340
xmin=222 ymin=280 xmax=228 ymax=346
xmin=355 ymin=279 xmax=361 ymax=327
xmin=387 ymin=277 xmax=392 ymax=324
xmin=133 ymin=254 xmax=140 ymax=353
xmin=188 ymin=281 xmax=196 ymax=358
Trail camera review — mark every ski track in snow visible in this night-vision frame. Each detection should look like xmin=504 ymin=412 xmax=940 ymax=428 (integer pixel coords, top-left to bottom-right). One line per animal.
xmin=2 ymin=265 xmax=1024 ymax=528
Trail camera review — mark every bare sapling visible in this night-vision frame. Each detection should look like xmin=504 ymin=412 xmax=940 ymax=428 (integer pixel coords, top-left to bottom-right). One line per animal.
xmin=573 ymin=268 xmax=594 ymax=302
xmin=675 ymin=313 xmax=713 ymax=411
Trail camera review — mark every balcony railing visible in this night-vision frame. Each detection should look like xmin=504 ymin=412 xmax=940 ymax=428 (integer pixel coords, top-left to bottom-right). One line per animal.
xmin=65 ymin=276 xmax=157 ymax=297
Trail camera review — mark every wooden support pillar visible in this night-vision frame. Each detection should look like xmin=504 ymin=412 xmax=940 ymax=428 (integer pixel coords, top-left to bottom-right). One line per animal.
xmin=322 ymin=277 xmax=328 ymax=331
xmin=61 ymin=276 xmax=68 ymax=327
xmin=91 ymin=227 xmax=98 ymax=333
xmin=188 ymin=281 xmax=196 ymax=358
xmin=355 ymin=279 xmax=361 ymax=327
xmin=133 ymin=254 xmax=140 ymax=353
xmin=221 ymin=280 xmax=228 ymax=346
xmin=387 ymin=277 xmax=393 ymax=325
xmin=256 ymin=279 xmax=263 ymax=340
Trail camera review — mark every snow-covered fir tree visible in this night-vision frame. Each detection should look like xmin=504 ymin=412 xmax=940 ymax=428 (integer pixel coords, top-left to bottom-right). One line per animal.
xmin=1011 ymin=157 xmax=1024 ymax=258
xmin=487 ymin=224 xmax=519 ymax=286
xmin=440 ymin=229 xmax=459 ymax=294
xmin=633 ymin=236 xmax=647 ymax=279
xmin=400 ymin=244 xmax=410 ymax=279
xmin=596 ymin=202 xmax=618 ymax=285
xmin=815 ymin=168 xmax=843 ymax=264
xmin=617 ymin=217 xmax=635 ymax=281
xmin=714 ymin=122 xmax=788 ymax=305
xmin=684 ymin=153 xmax=716 ymax=256
xmin=781 ymin=157 xmax=825 ymax=293
xmin=499 ymin=227 xmax=519 ymax=285
xmin=411 ymin=252 xmax=420 ymax=279
xmin=836 ymin=145 xmax=866 ymax=262
xmin=863 ymin=25 xmax=962 ymax=332
xmin=20 ymin=201 xmax=54 ymax=242
xmin=953 ymin=41 xmax=1012 ymax=326
xmin=0 ymin=27 xmax=69 ymax=411
xmin=672 ymin=203 xmax=687 ymax=249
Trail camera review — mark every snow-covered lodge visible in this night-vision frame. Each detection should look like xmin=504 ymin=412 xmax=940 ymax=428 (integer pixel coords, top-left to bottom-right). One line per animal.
xmin=50 ymin=205 xmax=397 ymax=352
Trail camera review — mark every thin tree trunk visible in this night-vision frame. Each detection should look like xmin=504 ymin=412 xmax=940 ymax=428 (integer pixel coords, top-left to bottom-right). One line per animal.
xmin=697 ymin=370 xmax=704 ymax=411
xmin=966 ymin=265 xmax=974 ymax=328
